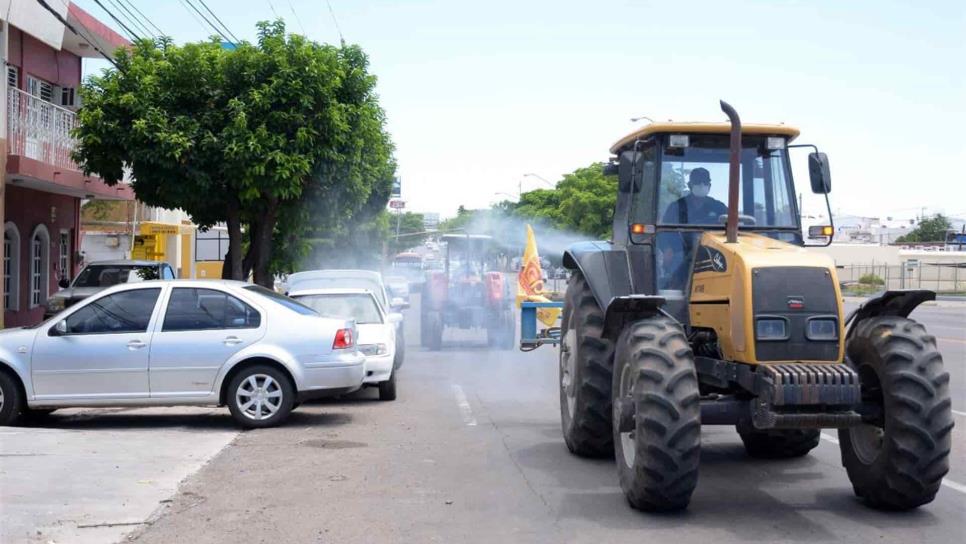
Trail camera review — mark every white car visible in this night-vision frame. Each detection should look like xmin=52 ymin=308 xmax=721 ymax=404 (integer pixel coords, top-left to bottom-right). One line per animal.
xmin=288 ymin=288 xmax=399 ymax=401
xmin=0 ymin=280 xmax=366 ymax=428
xmin=283 ymin=270 xmax=408 ymax=369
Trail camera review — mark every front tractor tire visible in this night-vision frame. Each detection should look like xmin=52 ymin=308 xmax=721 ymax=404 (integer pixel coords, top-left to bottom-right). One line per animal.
xmin=839 ymin=316 xmax=954 ymax=510
xmin=612 ymin=316 xmax=701 ymax=511
xmin=736 ymin=425 xmax=820 ymax=459
xmin=559 ymin=271 xmax=615 ymax=458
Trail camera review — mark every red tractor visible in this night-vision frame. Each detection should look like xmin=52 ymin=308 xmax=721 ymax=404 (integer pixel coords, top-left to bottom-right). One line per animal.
xmin=420 ymin=234 xmax=515 ymax=350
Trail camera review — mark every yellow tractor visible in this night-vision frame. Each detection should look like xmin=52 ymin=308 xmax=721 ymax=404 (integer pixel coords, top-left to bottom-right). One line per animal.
xmin=551 ymin=101 xmax=953 ymax=511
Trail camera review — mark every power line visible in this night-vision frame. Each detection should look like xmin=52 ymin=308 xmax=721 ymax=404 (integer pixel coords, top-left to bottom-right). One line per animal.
xmin=266 ymin=0 xmax=280 ymax=18
xmin=285 ymin=0 xmax=307 ymax=35
xmin=181 ymin=0 xmax=234 ymax=45
xmin=118 ymin=0 xmax=166 ymax=37
xmin=196 ymin=0 xmax=241 ymax=43
xmin=174 ymin=0 xmax=210 ymax=34
xmin=91 ymin=0 xmax=143 ymax=41
xmin=33 ymin=0 xmax=120 ymax=69
xmin=325 ymin=0 xmax=344 ymax=43
xmin=105 ymin=0 xmax=154 ymax=39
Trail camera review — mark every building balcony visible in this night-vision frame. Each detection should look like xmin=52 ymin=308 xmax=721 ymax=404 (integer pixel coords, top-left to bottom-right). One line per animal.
xmin=6 ymin=85 xmax=132 ymax=201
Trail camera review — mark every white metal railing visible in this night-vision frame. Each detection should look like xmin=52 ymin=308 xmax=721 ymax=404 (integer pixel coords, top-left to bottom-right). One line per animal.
xmin=7 ymin=86 xmax=79 ymax=171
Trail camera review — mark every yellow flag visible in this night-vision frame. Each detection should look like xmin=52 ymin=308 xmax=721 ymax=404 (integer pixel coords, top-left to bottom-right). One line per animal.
xmin=516 ymin=224 xmax=562 ymax=327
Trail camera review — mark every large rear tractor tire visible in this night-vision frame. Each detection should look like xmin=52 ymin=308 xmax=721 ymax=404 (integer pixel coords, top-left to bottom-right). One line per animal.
xmin=839 ymin=316 xmax=953 ymax=510
xmin=737 ymin=425 xmax=820 ymax=459
xmin=612 ymin=316 xmax=701 ymax=511
xmin=559 ymin=271 xmax=615 ymax=458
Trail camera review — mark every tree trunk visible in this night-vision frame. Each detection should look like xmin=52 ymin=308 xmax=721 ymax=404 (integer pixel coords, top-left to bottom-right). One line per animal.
xmin=252 ymin=201 xmax=279 ymax=288
xmin=224 ymin=199 xmax=244 ymax=280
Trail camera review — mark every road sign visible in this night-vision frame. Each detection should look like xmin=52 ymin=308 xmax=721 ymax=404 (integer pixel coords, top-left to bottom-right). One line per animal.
xmin=389 ymin=199 xmax=405 ymax=209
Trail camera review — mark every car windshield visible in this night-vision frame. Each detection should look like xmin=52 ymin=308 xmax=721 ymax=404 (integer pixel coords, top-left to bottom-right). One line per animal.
xmin=292 ymin=293 xmax=383 ymax=324
xmin=654 ymin=135 xmax=796 ymax=228
xmin=242 ymin=285 xmax=318 ymax=316
xmin=72 ymin=265 xmax=159 ymax=287
xmin=288 ymin=276 xmax=387 ymax=307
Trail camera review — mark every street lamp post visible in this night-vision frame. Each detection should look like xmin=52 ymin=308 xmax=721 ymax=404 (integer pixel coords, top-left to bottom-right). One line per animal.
xmin=523 ymin=173 xmax=554 ymax=188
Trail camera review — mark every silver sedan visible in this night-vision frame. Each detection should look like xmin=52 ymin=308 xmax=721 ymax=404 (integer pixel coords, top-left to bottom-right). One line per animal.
xmin=0 ymin=280 xmax=366 ymax=428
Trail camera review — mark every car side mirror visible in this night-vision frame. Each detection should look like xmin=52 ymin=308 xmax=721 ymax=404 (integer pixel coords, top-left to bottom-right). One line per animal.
xmin=58 ymin=278 xmax=70 ymax=289
xmin=51 ymin=320 xmax=68 ymax=336
xmin=808 ymin=152 xmax=832 ymax=194
xmin=388 ymin=312 xmax=403 ymax=324
xmin=390 ymin=297 xmax=409 ymax=310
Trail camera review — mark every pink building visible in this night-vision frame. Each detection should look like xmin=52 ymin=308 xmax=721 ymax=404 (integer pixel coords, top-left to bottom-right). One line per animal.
xmin=2 ymin=1 xmax=132 ymax=327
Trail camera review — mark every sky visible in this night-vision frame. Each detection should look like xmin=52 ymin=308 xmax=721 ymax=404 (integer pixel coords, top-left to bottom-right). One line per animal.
xmin=74 ymin=0 xmax=966 ymax=221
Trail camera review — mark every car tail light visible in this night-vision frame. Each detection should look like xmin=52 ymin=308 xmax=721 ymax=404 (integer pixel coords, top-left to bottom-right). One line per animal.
xmin=333 ymin=328 xmax=354 ymax=349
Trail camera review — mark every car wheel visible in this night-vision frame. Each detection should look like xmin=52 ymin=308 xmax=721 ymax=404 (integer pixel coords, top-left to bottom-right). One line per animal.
xmin=379 ymin=372 xmax=397 ymax=401
xmin=227 ymin=365 xmax=295 ymax=429
xmin=0 ymin=371 xmax=24 ymax=426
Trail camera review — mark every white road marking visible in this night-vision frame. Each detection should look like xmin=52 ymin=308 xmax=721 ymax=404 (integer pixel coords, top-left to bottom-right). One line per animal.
xmin=452 ymin=384 xmax=477 ymax=426
xmin=821 ymin=432 xmax=966 ymax=495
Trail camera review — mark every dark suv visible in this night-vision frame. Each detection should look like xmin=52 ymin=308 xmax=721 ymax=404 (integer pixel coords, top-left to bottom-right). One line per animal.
xmin=43 ymin=260 xmax=176 ymax=318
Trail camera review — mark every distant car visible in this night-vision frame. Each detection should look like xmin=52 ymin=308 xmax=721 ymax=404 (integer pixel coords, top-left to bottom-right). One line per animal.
xmin=0 ymin=280 xmax=365 ymax=428
xmin=283 ymin=270 xmax=407 ymax=369
xmin=44 ymin=260 xmax=176 ymax=319
xmin=288 ymin=288 xmax=399 ymax=401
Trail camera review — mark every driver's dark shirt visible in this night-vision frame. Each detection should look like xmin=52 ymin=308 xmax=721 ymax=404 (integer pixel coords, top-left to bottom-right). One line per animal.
xmin=662 ymin=194 xmax=728 ymax=225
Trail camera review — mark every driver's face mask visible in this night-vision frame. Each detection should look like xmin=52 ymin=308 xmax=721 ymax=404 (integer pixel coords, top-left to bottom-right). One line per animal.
xmin=690 ymin=183 xmax=711 ymax=198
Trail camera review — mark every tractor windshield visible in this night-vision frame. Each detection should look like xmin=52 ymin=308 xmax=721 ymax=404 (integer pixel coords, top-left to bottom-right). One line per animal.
xmin=656 ymin=135 xmax=797 ymax=229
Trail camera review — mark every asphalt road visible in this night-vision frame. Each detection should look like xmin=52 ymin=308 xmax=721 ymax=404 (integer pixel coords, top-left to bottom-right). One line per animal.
xmin=123 ymin=296 xmax=965 ymax=544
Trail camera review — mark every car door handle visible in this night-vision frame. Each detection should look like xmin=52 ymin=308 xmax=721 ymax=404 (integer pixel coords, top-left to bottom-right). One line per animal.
xmin=223 ymin=336 xmax=244 ymax=346
xmin=127 ymin=340 xmax=147 ymax=350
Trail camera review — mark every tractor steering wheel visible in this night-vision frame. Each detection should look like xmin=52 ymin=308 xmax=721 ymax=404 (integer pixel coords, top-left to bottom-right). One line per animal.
xmin=718 ymin=214 xmax=757 ymax=226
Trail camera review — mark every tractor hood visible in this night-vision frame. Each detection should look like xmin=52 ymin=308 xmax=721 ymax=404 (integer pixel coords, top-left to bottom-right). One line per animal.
xmin=689 ymin=232 xmax=844 ymax=365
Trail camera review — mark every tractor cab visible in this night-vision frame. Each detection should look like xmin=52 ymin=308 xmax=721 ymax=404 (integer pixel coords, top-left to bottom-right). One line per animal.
xmin=613 ymin=123 xmax=806 ymax=298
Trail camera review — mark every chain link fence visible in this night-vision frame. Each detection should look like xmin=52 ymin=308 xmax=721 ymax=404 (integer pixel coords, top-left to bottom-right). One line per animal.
xmin=837 ymin=262 xmax=966 ymax=294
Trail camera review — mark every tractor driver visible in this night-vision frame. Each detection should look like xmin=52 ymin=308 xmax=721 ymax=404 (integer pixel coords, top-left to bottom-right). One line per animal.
xmin=657 ymin=167 xmax=728 ymax=290
xmin=661 ymin=167 xmax=727 ymax=225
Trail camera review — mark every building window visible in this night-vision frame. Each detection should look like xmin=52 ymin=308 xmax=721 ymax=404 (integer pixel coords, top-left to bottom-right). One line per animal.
xmin=30 ymin=225 xmax=50 ymax=308
xmin=27 ymin=76 xmax=53 ymax=103
xmin=3 ymin=223 xmax=20 ymax=312
xmin=59 ymin=230 xmax=71 ymax=285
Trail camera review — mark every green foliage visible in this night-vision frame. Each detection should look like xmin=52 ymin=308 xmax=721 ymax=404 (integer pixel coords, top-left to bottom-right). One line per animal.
xmin=509 ymin=163 xmax=617 ymax=238
xmin=387 ymin=212 xmax=427 ymax=256
xmin=858 ymin=273 xmax=885 ymax=286
xmin=73 ymin=22 xmax=395 ymax=284
xmin=894 ymin=214 xmax=952 ymax=243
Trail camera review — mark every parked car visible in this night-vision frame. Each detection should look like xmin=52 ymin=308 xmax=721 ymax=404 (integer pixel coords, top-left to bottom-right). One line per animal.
xmin=0 ymin=280 xmax=365 ymax=428
xmin=288 ymin=288 xmax=399 ymax=401
xmin=283 ymin=270 xmax=407 ymax=368
xmin=44 ymin=260 xmax=177 ymax=319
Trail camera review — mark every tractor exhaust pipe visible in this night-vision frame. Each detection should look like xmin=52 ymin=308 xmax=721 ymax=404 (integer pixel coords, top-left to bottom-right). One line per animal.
xmin=720 ymin=100 xmax=741 ymax=244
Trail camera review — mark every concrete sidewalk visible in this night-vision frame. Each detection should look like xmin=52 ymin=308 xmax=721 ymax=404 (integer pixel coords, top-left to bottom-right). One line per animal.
xmin=0 ymin=407 xmax=238 ymax=544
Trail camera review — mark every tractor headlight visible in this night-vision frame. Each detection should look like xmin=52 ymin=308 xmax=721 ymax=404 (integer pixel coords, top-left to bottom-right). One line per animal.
xmin=806 ymin=317 xmax=838 ymax=341
xmin=755 ymin=317 xmax=789 ymax=341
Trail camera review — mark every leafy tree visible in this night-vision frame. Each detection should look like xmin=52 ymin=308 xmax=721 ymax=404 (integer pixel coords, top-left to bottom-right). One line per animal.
xmin=387 ymin=212 xmax=427 ymax=256
xmin=509 ymin=163 xmax=617 ymax=238
xmin=895 ymin=214 xmax=952 ymax=243
xmin=73 ymin=22 xmax=395 ymax=286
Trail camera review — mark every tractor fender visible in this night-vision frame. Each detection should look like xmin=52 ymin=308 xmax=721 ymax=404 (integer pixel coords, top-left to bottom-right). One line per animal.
xmin=562 ymin=241 xmax=639 ymax=329
xmin=602 ymin=295 xmax=667 ymax=338
xmin=844 ymin=289 xmax=936 ymax=340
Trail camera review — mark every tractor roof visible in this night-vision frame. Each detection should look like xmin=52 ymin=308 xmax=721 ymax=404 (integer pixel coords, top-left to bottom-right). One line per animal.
xmin=610 ymin=122 xmax=800 ymax=154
